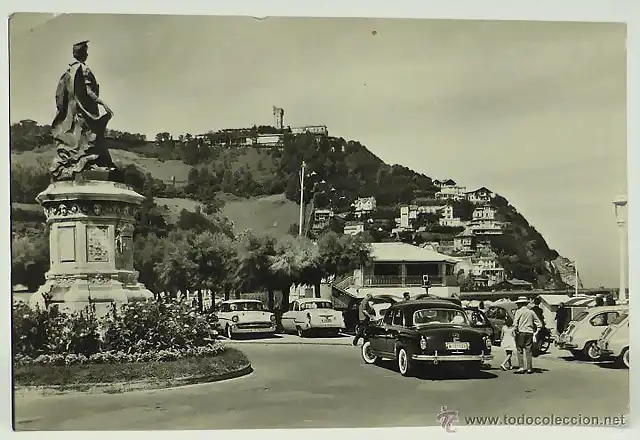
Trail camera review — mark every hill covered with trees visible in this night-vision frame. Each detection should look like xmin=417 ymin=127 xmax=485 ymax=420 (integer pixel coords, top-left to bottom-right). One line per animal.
xmin=11 ymin=120 xmax=577 ymax=293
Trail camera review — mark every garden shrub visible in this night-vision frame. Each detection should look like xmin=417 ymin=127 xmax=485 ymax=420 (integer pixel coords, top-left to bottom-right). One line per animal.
xmin=102 ymin=301 xmax=219 ymax=353
xmin=12 ymin=300 xmax=220 ymax=363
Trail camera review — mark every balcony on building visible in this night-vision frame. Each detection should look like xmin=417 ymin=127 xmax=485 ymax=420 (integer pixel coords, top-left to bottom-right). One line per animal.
xmin=348 ymin=242 xmax=460 ymax=299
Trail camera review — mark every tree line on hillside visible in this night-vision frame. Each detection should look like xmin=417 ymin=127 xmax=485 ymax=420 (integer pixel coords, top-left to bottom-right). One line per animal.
xmin=10 ymin=120 xmax=566 ymax=288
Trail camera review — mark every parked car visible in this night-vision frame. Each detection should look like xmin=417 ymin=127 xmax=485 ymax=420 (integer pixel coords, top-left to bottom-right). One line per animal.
xmin=594 ymin=313 xmax=629 ymax=368
xmin=464 ymin=307 xmax=497 ymax=344
xmin=216 ymin=299 xmax=276 ymax=339
xmin=360 ymin=299 xmax=493 ymax=377
xmin=485 ymin=301 xmax=518 ymax=332
xmin=556 ymin=305 xmax=628 ymax=360
xmin=343 ymin=294 xmax=400 ymax=333
xmin=413 ymin=293 xmax=462 ymax=306
xmin=281 ymin=298 xmax=345 ymax=337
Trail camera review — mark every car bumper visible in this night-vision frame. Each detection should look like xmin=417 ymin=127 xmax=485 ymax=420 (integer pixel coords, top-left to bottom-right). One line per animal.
xmin=556 ymin=341 xmax=578 ymax=350
xmin=412 ymin=352 xmax=493 ymax=363
xmin=233 ymin=325 xmax=277 ymax=334
xmin=305 ymin=322 xmax=343 ymax=330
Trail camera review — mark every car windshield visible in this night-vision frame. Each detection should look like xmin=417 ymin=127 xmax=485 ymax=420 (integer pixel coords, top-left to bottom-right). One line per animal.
xmin=229 ymin=302 xmax=263 ymax=311
xmin=611 ymin=313 xmax=628 ymax=325
xmin=300 ymin=301 xmax=333 ymax=310
xmin=413 ymin=308 xmax=469 ymax=326
xmin=573 ymin=311 xmax=589 ymax=322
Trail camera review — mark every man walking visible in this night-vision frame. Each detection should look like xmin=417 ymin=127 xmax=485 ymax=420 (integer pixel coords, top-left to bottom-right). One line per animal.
xmin=353 ymin=293 xmax=375 ymax=346
xmin=513 ymin=296 xmax=543 ymax=374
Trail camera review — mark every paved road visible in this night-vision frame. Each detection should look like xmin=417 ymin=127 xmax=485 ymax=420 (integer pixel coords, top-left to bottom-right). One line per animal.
xmin=14 ymin=339 xmax=629 ymax=430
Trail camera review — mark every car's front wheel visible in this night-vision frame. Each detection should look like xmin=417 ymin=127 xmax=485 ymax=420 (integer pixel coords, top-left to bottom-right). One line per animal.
xmin=361 ymin=341 xmax=378 ymax=365
xmin=620 ymin=347 xmax=629 ymax=369
xmin=584 ymin=341 xmax=600 ymax=361
xmin=397 ymin=347 xmax=414 ymax=377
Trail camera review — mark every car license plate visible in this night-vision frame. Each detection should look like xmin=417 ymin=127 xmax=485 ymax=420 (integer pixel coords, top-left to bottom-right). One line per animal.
xmin=321 ymin=316 xmax=331 ymax=323
xmin=446 ymin=342 xmax=469 ymax=350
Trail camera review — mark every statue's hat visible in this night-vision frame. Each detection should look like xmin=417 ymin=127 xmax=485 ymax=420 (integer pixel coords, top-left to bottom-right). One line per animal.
xmin=73 ymin=40 xmax=89 ymax=51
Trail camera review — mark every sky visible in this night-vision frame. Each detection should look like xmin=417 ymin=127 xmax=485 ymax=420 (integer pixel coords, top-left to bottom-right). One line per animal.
xmin=9 ymin=14 xmax=627 ymax=288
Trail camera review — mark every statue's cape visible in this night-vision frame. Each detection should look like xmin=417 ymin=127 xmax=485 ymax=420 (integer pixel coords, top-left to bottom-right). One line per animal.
xmin=51 ymin=62 xmax=100 ymax=131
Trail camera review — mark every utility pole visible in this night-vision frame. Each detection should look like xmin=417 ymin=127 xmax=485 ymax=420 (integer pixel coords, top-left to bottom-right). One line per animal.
xmin=298 ymin=161 xmax=306 ymax=236
xmin=574 ymin=261 xmax=579 ymax=297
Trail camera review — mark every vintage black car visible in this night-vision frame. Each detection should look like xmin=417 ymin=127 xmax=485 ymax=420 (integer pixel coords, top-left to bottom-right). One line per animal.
xmin=464 ymin=307 xmax=498 ymax=344
xmin=361 ymin=299 xmax=493 ymax=376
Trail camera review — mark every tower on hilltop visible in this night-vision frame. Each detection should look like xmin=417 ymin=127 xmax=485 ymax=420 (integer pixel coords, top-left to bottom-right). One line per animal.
xmin=273 ymin=106 xmax=284 ymax=129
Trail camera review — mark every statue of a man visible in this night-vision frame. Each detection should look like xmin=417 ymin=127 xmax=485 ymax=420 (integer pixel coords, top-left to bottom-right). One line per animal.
xmin=50 ymin=41 xmax=118 ymax=181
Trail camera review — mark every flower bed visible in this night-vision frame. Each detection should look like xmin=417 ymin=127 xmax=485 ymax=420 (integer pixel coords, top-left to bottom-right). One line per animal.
xmin=14 ymin=344 xmax=225 ymax=366
xmin=12 ymin=300 xmax=220 ymax=359
xmin=12 ymin=301 xmax=251 ymax=389
xmin=14 ymin=346 xmax=250 ymax=388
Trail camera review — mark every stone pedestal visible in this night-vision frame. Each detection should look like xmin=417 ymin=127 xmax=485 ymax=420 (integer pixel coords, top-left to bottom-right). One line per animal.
xmin=30 ymin=177 xmax=154 ymax=316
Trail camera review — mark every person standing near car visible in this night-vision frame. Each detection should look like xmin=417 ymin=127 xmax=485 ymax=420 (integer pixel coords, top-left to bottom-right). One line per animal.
xmin=530 ymin=296 xmax=546 ymax=328
xmin=555 ymin=302 xmax=569 ymax=336
xmin=352 ymin=293 xmax=375 ymax=346
xmin=513 ymin=296 xmax=543 ymax=374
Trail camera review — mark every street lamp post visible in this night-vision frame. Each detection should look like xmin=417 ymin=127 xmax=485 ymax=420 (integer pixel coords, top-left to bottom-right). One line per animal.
xmin=298 ymin=161 xmax=306 ymax=236
xmin=613 ymin=194 xmax=628 ymax=301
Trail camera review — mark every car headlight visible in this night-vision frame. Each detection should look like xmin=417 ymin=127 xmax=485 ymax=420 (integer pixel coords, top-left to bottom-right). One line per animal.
xmin=270 ymin=315 xmax=276 ymax=322
xmin=420 ymin=336 xmax=427 ymax=350
xmin=232 ymin=315 xmax=239 ymax=323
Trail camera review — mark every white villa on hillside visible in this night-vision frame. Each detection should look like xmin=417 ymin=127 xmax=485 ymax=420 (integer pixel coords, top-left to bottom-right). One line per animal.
xmin=435 ymin=179 xmax=468 ymax=201
xmin=353 ymin=197 xmax=377 ymax=217
xmin=335 ymin=242 xmax=461 ymax=299
xmin=312 ymin=209 xmax=334 ymax=231
xmin=438 ymin=204 xmax=464 ymax=227
xmin=455 ymin=249 xmax=506 ymax=288
xmin=453 ymin=229 xmax=475 ymax=253
xmin=466 ymin=187 xmax=495 ymax=204
xmin=472 ymin=206 xmax=496 ymax=220
xmin=343 ymin=222 xmax=365 ymax=236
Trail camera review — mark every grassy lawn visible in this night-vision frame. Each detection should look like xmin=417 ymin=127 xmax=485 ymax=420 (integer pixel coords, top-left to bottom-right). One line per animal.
xmin=14 ymin=347 xmax=250 ymax=388
xmin=220 ymin=193 xmax=299 ymax=238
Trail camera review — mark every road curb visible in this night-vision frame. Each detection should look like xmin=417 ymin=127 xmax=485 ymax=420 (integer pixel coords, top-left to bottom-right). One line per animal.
xmin=15 ymin=363 xmax=254 ymax=396
xmin=228 ymin=341 xmax=354 ymax=347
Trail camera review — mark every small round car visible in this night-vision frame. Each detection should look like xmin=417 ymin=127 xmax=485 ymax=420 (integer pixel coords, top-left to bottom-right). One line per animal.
xmin=556 ymin=305 xmax=628 ymax=360
xmin=594 ymin=313 xmax=629 ymax=368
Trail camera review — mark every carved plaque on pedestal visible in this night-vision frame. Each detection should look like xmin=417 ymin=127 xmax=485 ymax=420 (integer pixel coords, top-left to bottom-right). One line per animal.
xmin=86 ymin=225 xmax=110 ymax=262
xmin=57 ymin=225 xmax=77 ymax=262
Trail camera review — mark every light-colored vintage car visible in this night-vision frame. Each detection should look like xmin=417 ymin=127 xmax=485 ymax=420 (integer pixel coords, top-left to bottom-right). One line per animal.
xmin=281 ymin=298 xmax=345 ymax=337
xmin=595 ymin=312 xmax=629 ymax=368
xmin=216 ymin=299 xmax=276 ymax=339
xmin=556 ymin=305 xmax=628 ymax=360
